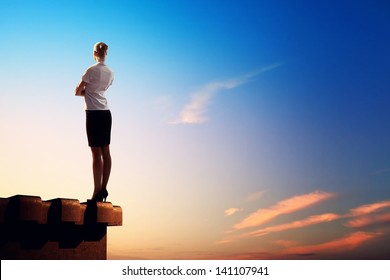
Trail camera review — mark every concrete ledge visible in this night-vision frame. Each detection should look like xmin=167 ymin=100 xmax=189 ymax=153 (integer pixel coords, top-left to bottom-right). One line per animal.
xmin=0 ymin=198 xmax=8 ymax=223
xmin=48 ymin=198 xmax=81 ymax=223
xmin=111 ymin=206 xmax=123 ymax=226
xmin=6 ymin=195 xmax=43 ymax=223
xmin=83 ymin=201 xmax=115 ymax=225
xmin=0 ymin=194 xmax=123 ymax=260
xmin=0 ymin=195 xmax=122 ymax=226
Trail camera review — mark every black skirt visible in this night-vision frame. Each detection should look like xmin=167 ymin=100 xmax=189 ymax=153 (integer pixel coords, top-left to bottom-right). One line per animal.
xmin=86 ymin=110 xmax=112 ymax=147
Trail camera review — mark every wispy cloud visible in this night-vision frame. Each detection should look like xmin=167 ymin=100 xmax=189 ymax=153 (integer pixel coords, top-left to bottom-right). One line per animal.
xmin=275 ymin=240 xmax=298 ymax=248
xmin=218 ymin=196 xmax=390 ymax=248
xmin=224 ymin=208 xmax=242 ymax=217
xmin=346 ymin=213 xmax=390 ymax=228
xmin=346 ymin=200 xmax=390 ymax=228
xmin=246 ymin=213 xmax=342 ymax=238
xmin=233 ymin=191 xmax=335 ymax=230
xmin=218 ymin=211 xmax=340 ymax=245
xmin=348 ymin=200 xmax=390 ymax=216
xmin=246 ymin=191 xmax=266 ymax=202
xmin=282 ymin=231 xmax=382 ymax=255
xmin=170 ymin=64 xmax=281 ymax=124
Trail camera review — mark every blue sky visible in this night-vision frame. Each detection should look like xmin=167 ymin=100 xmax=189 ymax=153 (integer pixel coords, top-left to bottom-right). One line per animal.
xmin=1 ymin=0 xmax=390 ymax=259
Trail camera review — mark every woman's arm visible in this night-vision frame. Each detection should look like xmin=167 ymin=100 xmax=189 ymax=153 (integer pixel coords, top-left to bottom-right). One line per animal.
xmin=75 ymin=80 xmax=87 ymax=96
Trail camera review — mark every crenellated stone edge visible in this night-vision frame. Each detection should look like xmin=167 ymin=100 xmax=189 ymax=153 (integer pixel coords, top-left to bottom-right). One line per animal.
xmin=0 ymin=195 xmax=122 ymax=226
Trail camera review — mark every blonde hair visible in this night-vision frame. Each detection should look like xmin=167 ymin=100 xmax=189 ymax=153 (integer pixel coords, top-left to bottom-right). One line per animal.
xmin=94 ymin=42 xmax=108 ymax=61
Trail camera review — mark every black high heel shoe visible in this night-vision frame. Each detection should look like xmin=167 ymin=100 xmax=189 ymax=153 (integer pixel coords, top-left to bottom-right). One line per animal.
xmin=91 ymin=192 xmax=102 ymax=202
xmin=100 ymin=189 xmax=108 ymax=202
xmin=91 ymin=189 xmax=109 ymax=202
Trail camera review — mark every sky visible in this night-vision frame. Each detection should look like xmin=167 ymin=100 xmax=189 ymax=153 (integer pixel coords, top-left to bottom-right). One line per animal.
xmin=1 ymin=0 xmax=390 ymax=259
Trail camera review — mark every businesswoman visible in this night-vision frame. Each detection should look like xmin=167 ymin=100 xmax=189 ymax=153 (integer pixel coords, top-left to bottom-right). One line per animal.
xmin=75 ymin=42 xmax=114 ymax=202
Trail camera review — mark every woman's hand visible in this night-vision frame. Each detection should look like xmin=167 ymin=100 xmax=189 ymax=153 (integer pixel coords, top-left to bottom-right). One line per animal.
xmin=75 ymin=81 xmax=87 ymax=96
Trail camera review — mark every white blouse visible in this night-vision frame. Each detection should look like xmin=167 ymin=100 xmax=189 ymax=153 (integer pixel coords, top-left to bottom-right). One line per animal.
xmin=82 ymin=61 xmax=114 ymax=110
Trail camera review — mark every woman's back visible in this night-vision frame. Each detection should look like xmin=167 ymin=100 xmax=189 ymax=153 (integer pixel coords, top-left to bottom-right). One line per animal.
xmin=82 ymin=61 xmax=114 ymax=110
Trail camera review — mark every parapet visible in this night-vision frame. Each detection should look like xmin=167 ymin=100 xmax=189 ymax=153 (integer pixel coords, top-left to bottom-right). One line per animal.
xmin=0 ymin=195 xmax=122 ymax=260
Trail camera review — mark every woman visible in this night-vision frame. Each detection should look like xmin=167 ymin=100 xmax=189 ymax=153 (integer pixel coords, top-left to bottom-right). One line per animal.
xmin=75 ymin=42 xmax=114 ymax=202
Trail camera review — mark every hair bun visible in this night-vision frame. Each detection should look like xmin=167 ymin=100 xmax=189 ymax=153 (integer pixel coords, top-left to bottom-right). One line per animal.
xmin=94 ymin=42 xmax=108 ymax=58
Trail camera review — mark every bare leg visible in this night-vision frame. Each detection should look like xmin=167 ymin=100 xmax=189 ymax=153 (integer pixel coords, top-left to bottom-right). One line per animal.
xmin=91 ymin=147 xmax=103 ymax=198
xmin=101 ymin=145 xmax=112 ymax=190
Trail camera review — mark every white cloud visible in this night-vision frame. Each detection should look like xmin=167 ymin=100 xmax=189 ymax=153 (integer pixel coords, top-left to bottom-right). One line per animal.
xmin=224 ymin=208 xmax=242 ymax=217
xmin=170 ymin=64 xmax=281 ymax=124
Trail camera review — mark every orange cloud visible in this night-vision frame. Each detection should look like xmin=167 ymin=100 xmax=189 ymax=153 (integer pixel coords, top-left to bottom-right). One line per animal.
xmin=347 ymin=212 xmax=390 ymax=228
xmin=275 ymin=240 xmax=298 ymax=248
xmin=218 ymin=197 xmax=390 ymax=247
xmin=346 ymin=200 xmax=390 ymax=228
xmin=246 ymin=213 xmax=342 ymax=237
xmin=283 ymin=231 xmax=381 ymax=255
xmin=349 ymin=200 xmax=390 ymax=216
xmin=233 ymin=191 xmax=335 ymax=230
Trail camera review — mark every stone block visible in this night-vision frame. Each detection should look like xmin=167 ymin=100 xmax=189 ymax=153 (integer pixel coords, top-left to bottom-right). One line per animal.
xmin=0 ymin=194 xmax=122 ymax=260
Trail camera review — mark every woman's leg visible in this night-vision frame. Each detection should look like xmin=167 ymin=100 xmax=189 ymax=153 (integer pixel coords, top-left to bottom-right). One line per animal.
xmin=91 ymin=147 xmax=103 ymax=198
xmin=101 ymin=145 xmax=112 ymax=190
